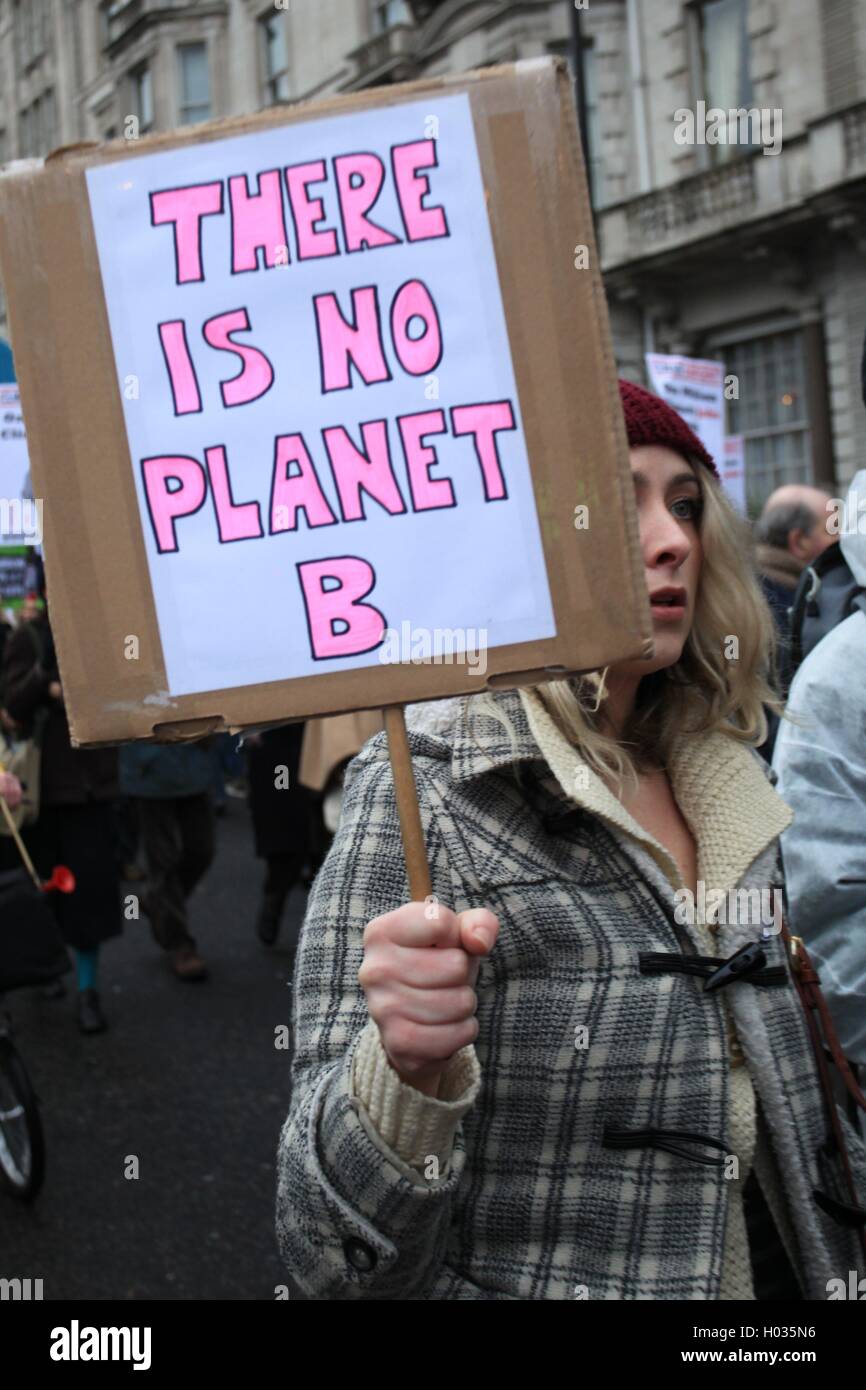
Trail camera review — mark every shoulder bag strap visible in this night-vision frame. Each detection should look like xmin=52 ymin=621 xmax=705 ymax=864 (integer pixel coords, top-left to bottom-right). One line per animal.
xmin=781 ymin=916 xmax=866 ymax=1261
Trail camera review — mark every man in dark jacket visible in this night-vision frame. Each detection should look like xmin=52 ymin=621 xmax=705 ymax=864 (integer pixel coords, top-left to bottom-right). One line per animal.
xmin=2 ymin=604 xmax=121 ymax=1034
xmin=754 ymin=483 xmax=834 ymax=762
xmin=754 ymin=484 xmax=834 ymax=638
xmin=119 ymin=740 xmax=215 ymax=980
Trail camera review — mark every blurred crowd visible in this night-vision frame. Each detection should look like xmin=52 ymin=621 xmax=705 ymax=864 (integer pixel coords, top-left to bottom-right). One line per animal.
xmin=0 ymin=572 xmax=383 ymax=1033
xmin=0 ymin=460 xmax=863 ymax=1075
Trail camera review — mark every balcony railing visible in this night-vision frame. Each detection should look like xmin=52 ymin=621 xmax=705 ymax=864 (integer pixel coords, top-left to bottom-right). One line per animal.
xmin=843 ymin=102 xmax=866 ymax=173
xmin=346 ymin=24 xmax=417 ymax=89
xmin=625 ymin=159 xmax=757 ymax=256
xmin=100 ymin=0 xmax=196 ymax=48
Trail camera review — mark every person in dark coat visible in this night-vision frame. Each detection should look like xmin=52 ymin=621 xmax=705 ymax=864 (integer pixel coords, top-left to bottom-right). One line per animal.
xmin=753 ymin=484 xmax=834 ymax=762
xmin=245 ymin=723 xmax=311 ymax=948
xmin=119 ymin=740 xmax=215 ymax=981
xmin=2 ymin=605 xmax=121 ymax=1034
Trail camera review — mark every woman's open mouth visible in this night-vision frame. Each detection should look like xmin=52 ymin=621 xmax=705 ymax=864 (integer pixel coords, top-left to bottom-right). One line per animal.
xmin=649 ymin=586 xmax=687 ymax=622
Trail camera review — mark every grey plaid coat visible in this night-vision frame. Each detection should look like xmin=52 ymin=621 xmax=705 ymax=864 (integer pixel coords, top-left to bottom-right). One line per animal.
xmin=275 ymin=688 xmax=866 ymax=1299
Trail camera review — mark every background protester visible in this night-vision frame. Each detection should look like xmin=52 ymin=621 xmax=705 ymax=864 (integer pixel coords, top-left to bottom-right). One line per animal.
xmin=119 ymin=740 xmax=215 ymax=981
xmin=298 ymin=709 xmax=385 ymax=877
xmin=244 ymin=723 xmax=310 ymax=949
xmin=773 ymin=473 xmax=866 ymax=1075
xmin=210 ymin=732 xmax=247 ymax=817
xmin=0 ymin=591 xmax=12 ymax=671
xmin=753 ymin=485 xmax=835 ymax=760
xmin=1 ymin=599 xmax=121 ymax=1035
xmin=754 ymin=485 xmax=835 ymax=640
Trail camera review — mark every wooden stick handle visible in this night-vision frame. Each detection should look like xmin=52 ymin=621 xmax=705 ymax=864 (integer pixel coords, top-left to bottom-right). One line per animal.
xmin=0 ymin=792 xmax=43 ymax=891
xmin=383 ymin=704 xmax=432 ymax=902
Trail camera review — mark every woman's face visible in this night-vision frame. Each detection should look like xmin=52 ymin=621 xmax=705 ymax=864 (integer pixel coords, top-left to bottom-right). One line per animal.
xmin=612 ymin=444 xmax=704 ymax=678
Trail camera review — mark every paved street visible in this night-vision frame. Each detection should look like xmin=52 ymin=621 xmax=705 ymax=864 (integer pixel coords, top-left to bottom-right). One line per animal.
xmin=0 ymin=797 xmax=303 ymax=1301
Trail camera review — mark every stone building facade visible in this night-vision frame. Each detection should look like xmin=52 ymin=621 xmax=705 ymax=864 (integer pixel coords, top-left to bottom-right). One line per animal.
xmin=1 ymin=0 xmax=865 ymax=503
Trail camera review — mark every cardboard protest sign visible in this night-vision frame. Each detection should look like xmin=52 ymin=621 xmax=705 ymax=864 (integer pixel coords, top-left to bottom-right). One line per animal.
xmin=0 ymin=60 xmax=651 ymax=747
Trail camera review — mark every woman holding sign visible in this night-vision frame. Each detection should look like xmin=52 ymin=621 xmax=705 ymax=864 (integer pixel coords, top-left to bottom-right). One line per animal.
xmin=276 ymin=381 xmax=866 ymax=1300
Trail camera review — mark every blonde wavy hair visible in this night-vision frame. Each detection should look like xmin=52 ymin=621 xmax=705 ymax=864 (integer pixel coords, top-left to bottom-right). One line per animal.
xmin=470 ymin=461 xmax=782 ymax=793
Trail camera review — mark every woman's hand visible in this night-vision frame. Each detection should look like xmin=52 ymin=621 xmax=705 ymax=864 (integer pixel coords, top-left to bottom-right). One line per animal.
xmin=358 ymin=902 xmax=499 ymax=1097
xmin=0 ymin=771 xmax=23 ymax=809
xmin=48 ymin=680 xmax=62 ymax=701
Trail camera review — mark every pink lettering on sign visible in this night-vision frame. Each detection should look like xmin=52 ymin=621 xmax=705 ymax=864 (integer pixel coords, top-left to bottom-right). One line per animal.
xmin=285 ymin=161 xmax=339 ymax=260
xmin=398 ymin=410 xmax=454 ymax=512
xmin=229 ymin=170 xmax=289 ymax=272
xmin=202 ymin=308 xmax=274 ymax=408
xmin=296 ymin=556 xmax=386 ymax=659
xmin=333 ymin=153 xmax=401 ymax=253
xmin=204 ymin=446 xmax=264 ymax=543
xmin=150 ymin=182 xmax=224 ymax=284
xmin=141 ymin=456 xmax=207 ymax=553
xmin=323 ymin=420 xmax=406 ymax=522
xmin=450 ymin=400 xmax=516 ymax=501
xmin=314 ymin=287 xmax=392 ymax=393
xmin=391 ymin=141 xmax=449 ymax=242
xmin=390 ymin=280 xmax=442 ymax=377
xmin=158 ymin=320 xmax=202 ymax=416
xmin=270 ymin=435 xmax=337 ymax=532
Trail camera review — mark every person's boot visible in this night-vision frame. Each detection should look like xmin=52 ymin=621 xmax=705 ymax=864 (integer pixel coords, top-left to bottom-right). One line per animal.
xmin=256 ymin=892 xmax=283 ymax=946
xmin=78 ymin=988 xmax=107 ymax=1035
xmin=171 ymin=945 xmax=208 ymax=981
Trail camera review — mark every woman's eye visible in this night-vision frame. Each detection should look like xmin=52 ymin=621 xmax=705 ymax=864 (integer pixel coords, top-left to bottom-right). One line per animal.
xmin=671 ymin=497 xmax=700 ymax=521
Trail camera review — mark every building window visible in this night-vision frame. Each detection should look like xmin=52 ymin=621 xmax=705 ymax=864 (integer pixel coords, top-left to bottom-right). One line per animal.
xmin=260 ymin=12 xmax=289 ymax=104
xmin=18 ymin=90 xmax=56 ymax=157
xmin=131 ymin=64 xmax=154 ymax=134
xmin=19 ymin=107 xmax=31 ymax=158
xmin=42 ymin=89 xmax=56 ymax=151
xmin=15 ymin=0 xmax=50 ymax=69
xmin=178 ymin=43 xmax=211 ymax=125
xmin=372 ymin=0 xmax=411 ymax=31
xmin=694 ymin=0 xmax=757 ymax=163
xmin=726 ymin=329 xmax=811 ymax=508
xmin=581 ymin=43 xmax=603 ymax=209
xmin=72 ymin=0 xmax=85 ymax=90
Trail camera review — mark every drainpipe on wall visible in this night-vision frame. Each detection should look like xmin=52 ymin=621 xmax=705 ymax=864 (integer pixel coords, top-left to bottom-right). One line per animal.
xmin=569 ymin=0 xmax=597 ymax=244
xmin=626 ymin=0 xmax=652 ymax=195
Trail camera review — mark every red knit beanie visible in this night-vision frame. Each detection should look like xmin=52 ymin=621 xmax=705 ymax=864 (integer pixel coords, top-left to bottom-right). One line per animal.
xmin=618 ymin=378 xmax=718 ymax=478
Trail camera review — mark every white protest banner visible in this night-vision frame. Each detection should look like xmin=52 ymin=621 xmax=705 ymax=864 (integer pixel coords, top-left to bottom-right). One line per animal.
xmin=0 ymin=382 xmax=38 ymax=605
xmin=84 ymin=94 xmax=556 ymax=699
xmin=0 ymin=382 xmax=40 ymax=547
xmin=644 ymin=353 xmax=725 ymax=472
xmin=721 ymin=435 xmax=747 ymax=513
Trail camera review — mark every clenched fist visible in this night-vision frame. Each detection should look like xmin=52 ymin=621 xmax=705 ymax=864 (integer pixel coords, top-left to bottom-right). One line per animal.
xmin=358 ymin=902 xmax=500 ymax=1098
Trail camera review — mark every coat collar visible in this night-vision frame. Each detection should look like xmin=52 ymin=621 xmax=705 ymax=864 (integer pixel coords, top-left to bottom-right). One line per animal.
xmin=443 ymin=685 xmax=793 ymax=897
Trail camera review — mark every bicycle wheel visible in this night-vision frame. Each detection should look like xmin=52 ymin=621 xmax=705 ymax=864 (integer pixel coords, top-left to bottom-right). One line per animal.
xmin=0 ymin=1035 xmax=45 ymax=1202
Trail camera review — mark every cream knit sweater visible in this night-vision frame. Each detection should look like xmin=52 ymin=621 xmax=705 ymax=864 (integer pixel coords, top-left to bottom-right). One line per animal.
xmin=350 ymin=689 xmax=792 ymax=1299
